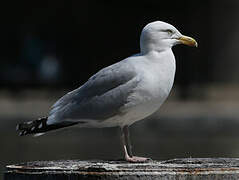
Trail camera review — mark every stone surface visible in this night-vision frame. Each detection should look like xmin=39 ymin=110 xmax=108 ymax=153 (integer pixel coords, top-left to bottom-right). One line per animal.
xmin=4 ymin=158 xmax=239 ymax=180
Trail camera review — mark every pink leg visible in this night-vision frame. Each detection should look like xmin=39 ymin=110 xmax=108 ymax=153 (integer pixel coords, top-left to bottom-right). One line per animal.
xmin=120 ymin=126 xmax=151 ymax=163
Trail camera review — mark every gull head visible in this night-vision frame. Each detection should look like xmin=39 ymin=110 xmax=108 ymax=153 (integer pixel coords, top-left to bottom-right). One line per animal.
xmin=140 ymin=21 xmax=198 ymax=54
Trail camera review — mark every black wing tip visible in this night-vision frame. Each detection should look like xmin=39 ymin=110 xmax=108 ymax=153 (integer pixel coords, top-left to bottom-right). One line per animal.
xmin=16 ymin=117 xmax=48 ymax=136
xmin=16 ymin=121 xmax=34 ymax=136
xmin=16 ymin=117 xmax=79 ymax=136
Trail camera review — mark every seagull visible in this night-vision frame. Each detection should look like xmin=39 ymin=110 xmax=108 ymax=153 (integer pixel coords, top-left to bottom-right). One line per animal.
xmin=17 ymin=21 xmax=197 ymax=162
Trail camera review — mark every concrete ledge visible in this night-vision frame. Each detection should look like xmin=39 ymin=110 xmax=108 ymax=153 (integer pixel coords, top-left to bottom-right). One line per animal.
xmin=4 ymin=158 xmax=239 ymax=180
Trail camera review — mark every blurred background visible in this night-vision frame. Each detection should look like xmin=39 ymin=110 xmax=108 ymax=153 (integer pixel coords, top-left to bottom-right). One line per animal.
xmin=2 ymin=0 xmax=239 ymax=178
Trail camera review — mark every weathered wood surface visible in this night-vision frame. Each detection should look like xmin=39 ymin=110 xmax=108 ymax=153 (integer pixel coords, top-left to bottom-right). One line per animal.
xmin=4 ymin=158 xmax=239 ymax=180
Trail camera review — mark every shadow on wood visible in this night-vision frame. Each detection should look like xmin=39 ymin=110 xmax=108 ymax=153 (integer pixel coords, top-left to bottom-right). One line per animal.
xmin=4 ymin=158 xmax=239 ymax=180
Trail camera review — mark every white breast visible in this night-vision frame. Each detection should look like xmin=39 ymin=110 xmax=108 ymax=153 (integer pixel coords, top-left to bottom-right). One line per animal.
xmin=120 ymin=50 xmax=176 ymax=126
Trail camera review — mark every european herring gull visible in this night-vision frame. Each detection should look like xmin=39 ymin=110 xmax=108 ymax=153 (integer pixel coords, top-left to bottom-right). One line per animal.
xmin=17 ymin=21 xmax=197 ymax=162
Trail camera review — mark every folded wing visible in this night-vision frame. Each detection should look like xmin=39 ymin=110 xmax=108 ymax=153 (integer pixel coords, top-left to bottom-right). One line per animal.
xmin=47 ymin=60 xmax=139 ymax=125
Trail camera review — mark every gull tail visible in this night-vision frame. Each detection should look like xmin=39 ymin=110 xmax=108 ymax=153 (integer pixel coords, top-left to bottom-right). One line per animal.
xmin=16 ymin=117 xmax=78 ymax=136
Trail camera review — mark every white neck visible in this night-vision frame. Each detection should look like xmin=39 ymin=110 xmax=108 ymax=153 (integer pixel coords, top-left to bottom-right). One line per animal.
xmin=146 ymin=49 xmax=176 ymax=78
xmin=140 ymin=43 xmax=171 ymax=54
xmin=140 ymin=33 xmax=173 ymax=54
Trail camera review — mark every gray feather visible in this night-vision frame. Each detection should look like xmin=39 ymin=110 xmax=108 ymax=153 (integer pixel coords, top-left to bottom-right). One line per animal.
xmin=48 ymin=60 xmax=139 ymax=124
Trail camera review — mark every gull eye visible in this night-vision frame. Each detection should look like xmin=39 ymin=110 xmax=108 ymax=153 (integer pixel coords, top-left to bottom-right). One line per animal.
xmin=165 ymin=29 xmax=173 ymax=35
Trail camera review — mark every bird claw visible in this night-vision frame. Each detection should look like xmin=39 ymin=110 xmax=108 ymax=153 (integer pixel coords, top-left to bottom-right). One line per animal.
xmin=125 ymin=156 xmax=152 ymax=163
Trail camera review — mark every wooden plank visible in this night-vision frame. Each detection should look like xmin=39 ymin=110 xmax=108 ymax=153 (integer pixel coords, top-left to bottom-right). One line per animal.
xmin=4 ymin=158 xmax=239 ymax=180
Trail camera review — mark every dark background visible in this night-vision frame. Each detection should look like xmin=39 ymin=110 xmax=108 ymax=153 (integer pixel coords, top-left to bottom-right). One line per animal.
xmin=0 ymin=0 xmax=213 ymax=94
xmin=2 ymin=0 xmax=239 ymax=179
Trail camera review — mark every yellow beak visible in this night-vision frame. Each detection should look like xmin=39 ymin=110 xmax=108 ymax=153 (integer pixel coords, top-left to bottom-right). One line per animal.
xmin=178 ymin=35 xmax=198 ymax=47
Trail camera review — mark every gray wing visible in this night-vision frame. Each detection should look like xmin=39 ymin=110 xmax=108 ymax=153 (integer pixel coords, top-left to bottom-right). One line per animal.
xmin=48 ymin=60 xmax=139 ymax=124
